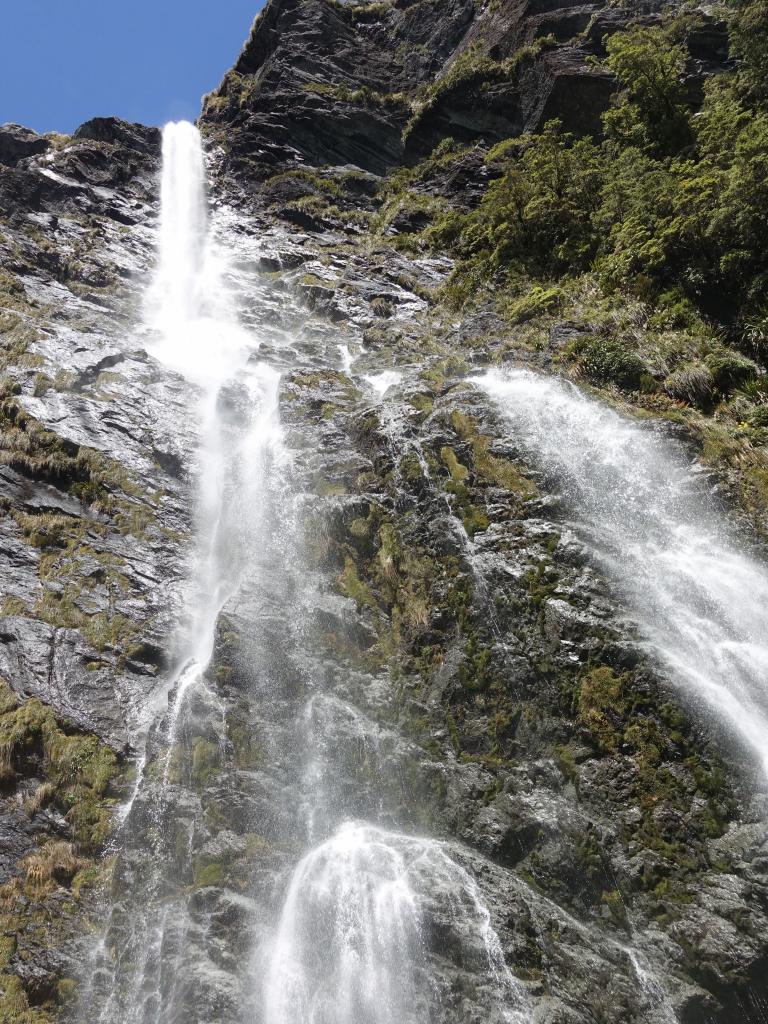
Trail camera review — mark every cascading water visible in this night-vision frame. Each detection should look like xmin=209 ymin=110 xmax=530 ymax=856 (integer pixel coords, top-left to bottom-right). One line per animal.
xmin=79 ymin=124 xmax=526 ymax=1024
xmin=148 ymin=123 xmax=283 ymax=756
xmin=263 ymin=823 xmax=528 ymax=1024
xmin=265 ymin=824 xmax=427 ymax=1024
xmin=152 ymin=121 xmax=208 ymax=329
xmin=78 ymin=121 xmax=285 ymax=1023
xmin=476 ymin=367 xmax=768 ymax=780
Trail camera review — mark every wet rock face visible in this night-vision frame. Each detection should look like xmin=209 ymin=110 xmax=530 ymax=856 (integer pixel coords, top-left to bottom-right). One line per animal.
xmin=0 ymin=117 xmax=196 ymax=1017
xmin=52 ymin=195 xmax=763 ymax=1024
xmin=0 ymin=2 xmax=762 ymax=1023
xmin=163 ymin=194 xmax=768 ymax=1023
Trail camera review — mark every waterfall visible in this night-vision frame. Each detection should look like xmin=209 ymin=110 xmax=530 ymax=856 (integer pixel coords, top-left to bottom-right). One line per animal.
xmin=78 ymin=121 xmax=285 ymax=1024
xmin=263 ymin=823 xmax=529 ymax=1024
xmin=475 ymin=368 xmax=768 ymax=780
xmin=79 ymin=124 xmax=525 ymax=1024
xmin=153 ymin=121 xmax=208 ymax=327
xmin=264 ymin=824 xmax=426 ymax=1024
xmin=149 ymin=122 xmax=282 ymax=731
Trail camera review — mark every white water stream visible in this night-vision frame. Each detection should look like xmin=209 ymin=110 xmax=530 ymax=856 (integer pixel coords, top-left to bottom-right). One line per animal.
xmin=476 ymin=368 xmax=768 ymax=780
xmin=81 ymin=124 xmax=527 ymax=1024
xmin=80 ymin=121 xmax=285 ymax=1024
xmin=150 ymin=123 xmax=284 ymax=747
xmin=264 ymin=822 xmax=529 ymax=1024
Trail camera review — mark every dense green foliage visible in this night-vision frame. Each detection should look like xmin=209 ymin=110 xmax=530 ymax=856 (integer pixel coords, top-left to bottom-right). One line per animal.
xmin=365 ymin=3 xmax=768 ymax=532
xmin=427 ymin=5 xmax=768 ymax=332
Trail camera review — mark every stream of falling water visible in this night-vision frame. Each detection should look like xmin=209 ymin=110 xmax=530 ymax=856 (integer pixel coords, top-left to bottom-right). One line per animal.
xmin=77 ymin=121 xmax=284 ymax=1024
xmin=476 ymin=368 xmax=768 ymax=781
xmin=148 ymin=122 xmax=283 ymax=746
xmin=78 ymin=124 xmax=529 ymax=1024
xmin=263 ymin=823 xmax=527 ymax=1024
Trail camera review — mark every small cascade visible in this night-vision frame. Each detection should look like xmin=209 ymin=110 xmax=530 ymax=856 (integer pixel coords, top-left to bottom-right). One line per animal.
xmin=363 ymin=369 xmax=402 ymax=396
xmin=624 ymin=948 xmax=678 ymax=1024
xmin=264 ymin=824 xmax=426 ymax=1024
xmin=338 ymin=342 xmax=354 ymax=374
xmin=263 ymin=823 xmax=530 ymax=1024
xmin=476 ymin=368 xmax=768 ymax=780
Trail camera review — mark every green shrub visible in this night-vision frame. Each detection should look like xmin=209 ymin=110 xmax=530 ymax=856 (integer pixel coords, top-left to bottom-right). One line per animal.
xmin=418 ymin=16 xmax=768 ymax=325
xmin=663 ymin=362 xmax=715 ymax=405
xmin=264 ymin=168 xmax=343 ymax=198
xmin=706 ymin=351 xmax=758 ymax=393
xmin=603 ymin=25 xmax=692 ymax=156
xmin=504 ymin=286 xmax=563 ymax=323
xmin=194 ymin=862 xmax=225 ymax=888
xmin=577 ymin=667 xmax=626 ymax=752
xmin=575 ymin=337 xmax=646 ymax=390
xmin=404 ymin=37 xmax=556 ymax=142
xmin=0 ymin=680 xmax=119 ymax=851
xmin=740 ymin=310 xmax=768 ymax=363
xmin=430 ymin=121 xmax=602 ymax=293
xmin=730 ymin=0 xmax=768 ymax=103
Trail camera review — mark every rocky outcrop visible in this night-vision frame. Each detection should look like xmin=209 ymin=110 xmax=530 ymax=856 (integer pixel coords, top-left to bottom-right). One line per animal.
xmin=0 ymin=125 xmax=51 ymax=167
xmin=200 ymin=0 xmax=729 ymax=178
xmin=72 ymin=117 xmax=160 ymax=154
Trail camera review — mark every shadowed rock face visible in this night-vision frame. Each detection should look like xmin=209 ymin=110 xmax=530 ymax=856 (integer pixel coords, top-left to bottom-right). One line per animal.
xmin=0 ymin=4 xmax=764 ymax=1024
xmin=0 ymin=124 xmax=52 ymax=167
xmin=198 ymin=0 xmax=728 ymax=175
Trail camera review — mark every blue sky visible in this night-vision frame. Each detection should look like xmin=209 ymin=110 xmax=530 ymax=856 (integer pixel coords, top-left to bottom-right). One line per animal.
xmin=1 ymin=1 xmax=264 ymax=135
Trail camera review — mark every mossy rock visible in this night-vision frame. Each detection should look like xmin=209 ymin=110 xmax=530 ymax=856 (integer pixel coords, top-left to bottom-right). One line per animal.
xmin=0 ymin=679 xmax=119 ymax=850
xmin=190 ymin=737 xmax=220 ymax=788
xmin=194 ymin=861 xmax=226 ymax=889
xmin=0 ymin=682 xmax=120 ymax=1017
xmin=577 ymin=666 xmax=626 ymax=752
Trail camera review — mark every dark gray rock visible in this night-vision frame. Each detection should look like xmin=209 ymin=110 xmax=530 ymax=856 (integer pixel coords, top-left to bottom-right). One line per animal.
xmin=0 ymin=123 xmax=50 ymax=166
xmin=73 ymin=116 xmax=161 ymax=154
xmin=0 ymin=3 xmax=761 ymax=1023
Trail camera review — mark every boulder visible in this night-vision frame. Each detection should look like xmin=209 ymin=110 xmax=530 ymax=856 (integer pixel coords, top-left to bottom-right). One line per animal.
xmin=0 ymin=123 xmax=50 ymax=166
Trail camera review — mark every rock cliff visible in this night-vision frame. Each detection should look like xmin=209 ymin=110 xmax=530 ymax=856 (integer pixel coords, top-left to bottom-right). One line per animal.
xmin=1 ymin=2 xmax=766 ymax=1023
xmin=200 ymin=0 xmax=728 ymax=174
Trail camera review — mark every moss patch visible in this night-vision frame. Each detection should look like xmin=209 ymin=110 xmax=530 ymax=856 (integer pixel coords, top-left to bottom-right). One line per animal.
xmin=0 ymin=679 xmax=120 ymax=1017
xmin=0 ymin=679 xmax=119 ymax=850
